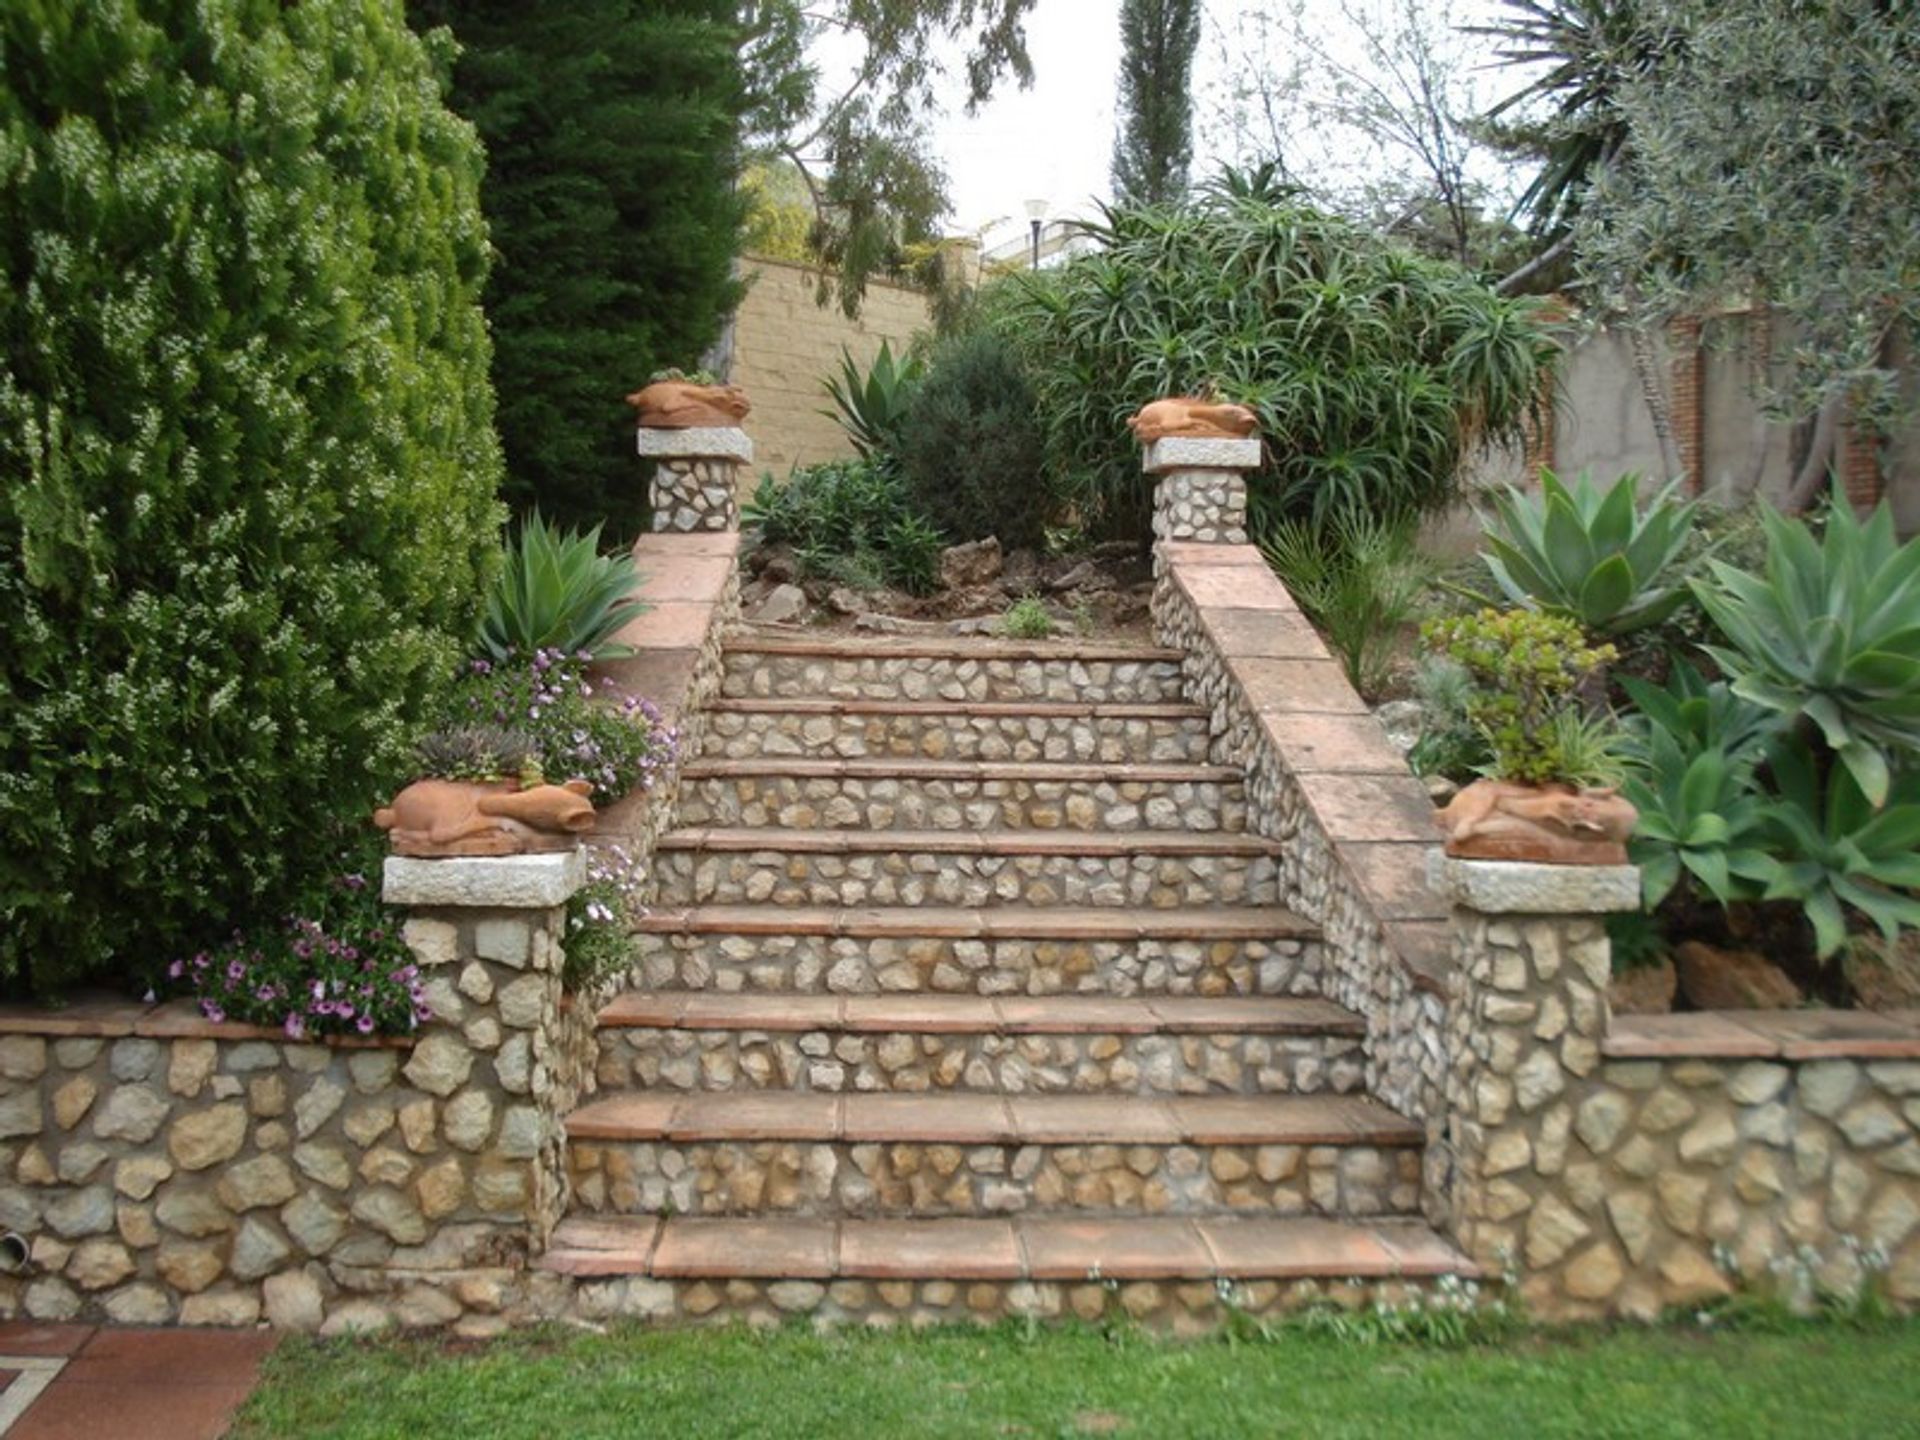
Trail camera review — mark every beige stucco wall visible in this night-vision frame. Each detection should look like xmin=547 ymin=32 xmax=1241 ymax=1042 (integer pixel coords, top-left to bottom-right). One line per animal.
xmin=729 ymin=256 xmax=934 ymax=483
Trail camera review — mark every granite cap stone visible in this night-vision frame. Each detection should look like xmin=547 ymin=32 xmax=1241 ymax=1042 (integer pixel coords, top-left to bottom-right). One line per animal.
xmin=635 ymin=426 xmax=753 ymax=462
xmin=1430 ymin=853 xmax=1640 ymax=915
xmin=1142 ymin=436 xmax=1262 ymax=474
xmin=383 ymin=851 xmax=585 ymax=910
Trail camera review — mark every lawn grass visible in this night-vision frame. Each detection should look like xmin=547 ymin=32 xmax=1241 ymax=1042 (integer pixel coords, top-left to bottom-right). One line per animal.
xmin=231 ymin=1314 xmax=1920 ymax=1439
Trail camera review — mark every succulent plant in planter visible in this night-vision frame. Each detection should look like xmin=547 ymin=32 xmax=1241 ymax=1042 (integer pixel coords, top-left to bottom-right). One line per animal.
xmin=1423 ymin=607 xmax=1637 ymax=864
xmin=375 ymin=724 xmax=597 ymax=858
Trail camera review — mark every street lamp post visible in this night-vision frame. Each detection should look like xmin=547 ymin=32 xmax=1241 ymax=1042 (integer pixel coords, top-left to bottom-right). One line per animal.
xmin=1024 ymin=197 xmax=1048 ymax=270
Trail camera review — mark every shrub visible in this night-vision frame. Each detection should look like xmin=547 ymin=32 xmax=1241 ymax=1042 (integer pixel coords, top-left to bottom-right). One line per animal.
xmin=743 ymin=461 xmax=943 ymax=595
xmin=478 ymin=513 xmax=644 ymax=664
xmin=1258 ymin=506 xmax=1432 ymax=699
xmin=1423 ymin=609 xmax=1617 ymax=784
xmin=0 ymin=2 xmax=504 ymax=994
xmin=1000 ymin=596 xmax=1056 ymax=639
xmin=1693 ymin=501 xmax=1920 ymax=808
xmin=1478 ymin=469 xmax=1696 ymax=635
xmin=997 ymin=176 xmax=1555 ymax=541
xmin=896 ymin=331 xmax=1053 ymax=551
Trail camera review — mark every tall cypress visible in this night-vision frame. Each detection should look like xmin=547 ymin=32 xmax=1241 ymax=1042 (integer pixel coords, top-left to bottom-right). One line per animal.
xmin=417 ymin=1 xmax=749 ymax=536
xmin=1111 ymin=0 xmax=1202 ymax=208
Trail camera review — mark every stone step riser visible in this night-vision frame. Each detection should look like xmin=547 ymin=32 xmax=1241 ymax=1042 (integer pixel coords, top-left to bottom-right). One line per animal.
xmin=653 ymin=851 xmax=1279 ymax=909
xmin=674 ymin=776 xmax=1246 ymax=833
xmin=722 ymin=655 xmax=1187 ymax=705
xmin=634 ymin=933 xmax=1320 ymax=999
xmin=567 ymin=1138 xmax=1421 ymax=1221
xmin=595 ymin=1027 xmax=1367 ymax=1098
xmin=700 ymin=711 xmax=1215 ymax=765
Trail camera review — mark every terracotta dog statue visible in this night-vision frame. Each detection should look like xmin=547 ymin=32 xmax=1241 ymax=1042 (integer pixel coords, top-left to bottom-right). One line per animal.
xmin=1127 ymin=397 xmax=1260 ymax=442
xmin=374 ymin=779 xmax=597 ymax=857
xmin=625 ymin=380 xmax=752 ymax=430
xmin=1436 ymin=779 xmax=1638 ymax=865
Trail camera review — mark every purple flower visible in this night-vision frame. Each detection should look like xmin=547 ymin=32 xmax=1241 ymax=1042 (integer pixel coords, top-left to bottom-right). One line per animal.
xmin=356 ymin=1014 xmax=376 ymax=1035
xmin=167 ymin=960 xmax=185 ymax=980
xmin=284 ymin=1013 xmax=306 ymax=1041
xmin=201 ymin=1001 xmax=226 ymax=1025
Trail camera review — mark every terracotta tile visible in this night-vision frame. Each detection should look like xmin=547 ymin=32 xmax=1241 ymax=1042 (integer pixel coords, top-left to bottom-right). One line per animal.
xmin=1373 ymin=1223 xmax=1480 ymax=1278
xmin=65 ymin=1327 xmax=277 ymax=1383
xmin=11 ymin=1378 xmax=262 ymax=1440
xmin=541 ymin=1247 xmax=652 ymax=1277
xmin=651 ymin=1218 xmax=836 ymax=1278
xmin=1161 ymin=542 xmax=1264 ymax=568
xmin=842 ymin=996 xmax=997 ymax=1033
xmin=1199 ymin=609 xmax=1329 ymax=661
xmin=132 ymin=1003 xmax=406 ymax=1048
xmin=0 ymin=993 xmax=151 ymax=1038
xmin=1019 ymin=1217 xmax=1212 ymax=1280
xmin=841 ymin=1094 xmax=1013 ymax=1144
xmin=1259 ymin=714 xmax=1412 ymax=774
xmin=1340 ymin=842 xmax=1448 ymax=920
xmin=592 ymin=649 xmax=699 ymax=711
xmin=1226 ymin=657 xmax=1369 ymax=715
xmin=0 ymin=1323 xmax=94 ymax=1358
xmin=1601 ymin=1013 xmax=1780 ymax=1060
xmin=1722 ymin=1008 xmax=1920 ymax=1059
xmin=1172 ymin=1095 xmax=1419 ymax=1145
xmin=839 ymin=1220 xmax=1022 ymax=1280
xmin=1384 ymin=922 xmax=1453 ymax=995
xmin=1006 ymin=1096 xmax=1181 ymax=1143
xmin=1197 ymin=1218 xmax=1398 ymax=1278
xmin=994 ymin=997 xmax=1157 ymax=1034
xmin=843 ymin=907 xmax=982 ymax=939
xmin=1297 ymin=772 xmax=1441 ymax=844
xmin=564 ymin=1093 xmax=682 ymax=1140
xmin=610 ymin=602 xmax=715 ymax=651
xmin=680 ymin=992 xmax=843 ymax=1031
xmin=734 ymin=635 xmax=1178 ymax=662
xmin=595 ymin=992 xmax=689 ymax=1028
xmin=1179 ymin=566 xmax=1297 ymax=612
xmin=630 ymin=554 xmax=735 ymax=603
xmin=547 ymin=1216 xmax=659 ymax=1253
xmin=1146 ymin=996 xmax=1363 ymax=1035
xmin=668 ymin=1092 xmax=839 ymax=1141
xmin=632 ymin=531 xmax=742 ymax=560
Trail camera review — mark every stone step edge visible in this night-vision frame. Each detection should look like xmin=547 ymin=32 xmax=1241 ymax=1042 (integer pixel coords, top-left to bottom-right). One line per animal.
xmin=564 ymin=1093 xmax=1421 ymax=1147
xmin=681 ymin=758 xmax=1242 ymax=784
xmin=705 ymin=698 xmax=1209 ymax=720
xmin=596 ymin=992 xmax=1365 ymax=1038
xmin=632 ymin=903 xmax=1320 ymax=941
xmin=723 ymin=635 xmax=1185 ymax=663
xmin=656 ymin=828 xmax=1283 ymax=858
xmin=540 ymin=1214 xmax=1476 ymax=1282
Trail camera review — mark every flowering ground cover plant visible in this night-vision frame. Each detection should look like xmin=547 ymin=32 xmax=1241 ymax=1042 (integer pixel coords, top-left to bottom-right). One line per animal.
xmin=165 ymin=873 xmax=430 ymax=1040
xmin=565 ymin=842 xmax=649 ymax=991
xmin=447 ymin=648 xmax=676 ymax=798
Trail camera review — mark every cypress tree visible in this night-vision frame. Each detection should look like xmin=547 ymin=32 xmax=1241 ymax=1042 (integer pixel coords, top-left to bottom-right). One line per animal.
xmin=0 ymin=0 xmax=504 ymax=991
xmin=1111 ymin=0 xmax=1202 ymax=208
xmin=417 ymin=0 xmax=750 ymax=536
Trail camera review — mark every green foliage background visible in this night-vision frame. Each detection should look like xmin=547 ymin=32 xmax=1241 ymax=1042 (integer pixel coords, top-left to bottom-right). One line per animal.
xmin=1111 ymin=0 xmax=1201 ymax=208
xmin=0 ymin=0 xmax=504 ymax=991
xmin=417 ymin=0 xmax=749 ymax=536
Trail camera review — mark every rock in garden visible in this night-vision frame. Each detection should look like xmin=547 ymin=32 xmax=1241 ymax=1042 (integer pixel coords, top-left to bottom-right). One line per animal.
xmin=1374 ymin=700 xmax=1424 ymax=756
xmin=938 ymin=537 xmax=1002 ymax=589
xmin=1676 ymin=941 xmax=1801 ymax=1010
xmin=1609 ymin=957 xmax=1678 ymax=1015
xmin=748 ymin=583 xmax=809 ymax=625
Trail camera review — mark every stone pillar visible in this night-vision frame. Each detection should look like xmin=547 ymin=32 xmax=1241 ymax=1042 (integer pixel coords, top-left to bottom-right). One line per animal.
xmin=1432 ymin=855 xmax=1639 ymax=1305
xmin=1142 ymin=435 xmax=1260 ymax=574
xmin=637 ymin=426 xmax=751 ymax=533
xmin=383 ymin=851 xmax=584 ymax=1258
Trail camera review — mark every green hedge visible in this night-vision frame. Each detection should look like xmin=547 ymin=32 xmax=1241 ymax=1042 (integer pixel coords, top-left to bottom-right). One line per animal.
xmin=0 ymin=0 xmax=504 ymax=992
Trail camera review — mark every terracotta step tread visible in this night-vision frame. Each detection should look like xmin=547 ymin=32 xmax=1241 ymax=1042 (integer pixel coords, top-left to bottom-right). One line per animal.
xmin=633 ymin=903 xmax=1319 ymax=941
xmin=706 ymin=698 xmax=1209 ymax=720
xmin=724 ymin=635 xmax=1184 ymax=663
xmin=682 ymin=757 xmax=1240 ymax=783
xmin=540 ymin=1215 xmax=1474 ymax=1281
xmin=657 ymin=827 xmax=1282 ymax=857
xmin=597 ymin=991 xmax=1364 ymax=1037
xmin=565 ymin=1091 xmax=1420 ymax=1147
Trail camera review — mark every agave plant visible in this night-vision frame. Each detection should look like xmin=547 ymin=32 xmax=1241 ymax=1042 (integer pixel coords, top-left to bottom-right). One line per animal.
xmin=1756 ymin=737 xmax=1920 ymax=959
xmin=1693 ymin=502 xmax=1920 ymax=808
xmin=476 ymin=512 xmax=643 ymax=663
xmin=1478 ymin=468 xmax=1695 ymax=634
xmin=820 ymin=339 xmax=923 ymax=460
xmin=1618 ymin=667 xmax=1778 ymax=908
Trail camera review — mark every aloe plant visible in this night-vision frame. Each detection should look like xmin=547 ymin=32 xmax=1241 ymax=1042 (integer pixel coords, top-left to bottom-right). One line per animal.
xmin=1619 ymin=667 xmax=1779 ymax=908
xmin=476 ymin=512 xmax=643 ymax=663
xmin=1479 ymin=468 xmax=1696 ymax=634
xmin=820 ymin=339 xmax=923 ymax=460
xmin=1756 ymin=737 xmax=1920 ymax=959
xmin=1693 ymin=502 xmax=1920 ymax=808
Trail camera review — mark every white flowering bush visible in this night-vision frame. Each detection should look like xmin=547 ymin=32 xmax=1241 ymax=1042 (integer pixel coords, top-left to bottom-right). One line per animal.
xmin=0 ymin=2 xmax=504 ymax=991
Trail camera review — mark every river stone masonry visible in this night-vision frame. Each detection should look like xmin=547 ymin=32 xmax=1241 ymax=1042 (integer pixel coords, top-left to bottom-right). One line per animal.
xmin=637 ymin=425 xmax=752 ymax=533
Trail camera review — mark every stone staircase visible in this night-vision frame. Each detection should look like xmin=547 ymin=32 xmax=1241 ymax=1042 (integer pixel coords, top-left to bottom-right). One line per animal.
xmin=546 ymin=634 xmax=1472 ymax=1324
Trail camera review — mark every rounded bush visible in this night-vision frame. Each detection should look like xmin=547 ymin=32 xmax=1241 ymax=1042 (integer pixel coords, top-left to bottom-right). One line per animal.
xmin=0 ymin=1 xmax=505 ymax=991
xmin=896 ymin=331 xmax=1052 ymax=552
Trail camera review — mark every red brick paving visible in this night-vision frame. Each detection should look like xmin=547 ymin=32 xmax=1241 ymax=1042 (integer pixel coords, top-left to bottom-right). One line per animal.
xmin=0 ymin=1324 xmax=275 ymax=1440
